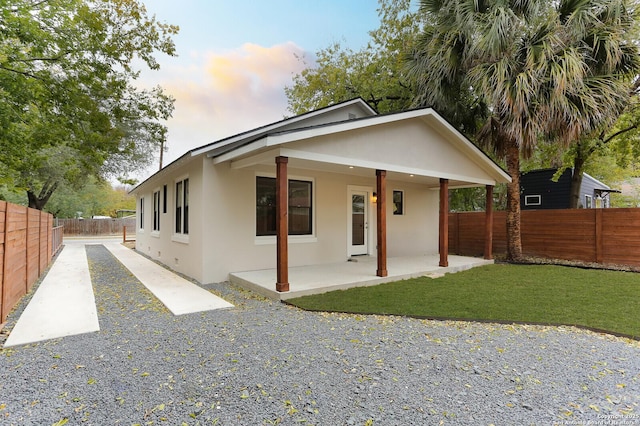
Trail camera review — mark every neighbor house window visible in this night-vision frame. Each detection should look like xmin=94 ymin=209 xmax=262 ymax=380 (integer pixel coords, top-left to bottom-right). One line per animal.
xmin=393 ymin=190 xmax=404 ymax=215
xmin=256 ymin=176 xmax=312 ymax=236
xmin=524 ymin=195 xmax=542 ymax=206
xmin=175 ymin=178 xmax=189 ymax=234
xmin=139 ymin=197 xmax=145 ymax=230
xmin=153 ymin=190 xmax=161 ymax=231
xmin=585 ymin=195 xmax=592 ymax=209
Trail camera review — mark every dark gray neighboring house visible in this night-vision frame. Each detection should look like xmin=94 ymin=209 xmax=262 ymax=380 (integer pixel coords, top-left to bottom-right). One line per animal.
xmin=520 ymin=168 xmax=617 ymax=210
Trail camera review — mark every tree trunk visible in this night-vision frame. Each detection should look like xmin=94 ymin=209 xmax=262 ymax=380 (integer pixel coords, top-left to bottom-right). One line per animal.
xmin=27 ymin=180 xmax=59 ymax=211
xmin=505 ymin=139 xmax=523 ymax=261
xmin=569 ymin=157 xmax=585 ymax=209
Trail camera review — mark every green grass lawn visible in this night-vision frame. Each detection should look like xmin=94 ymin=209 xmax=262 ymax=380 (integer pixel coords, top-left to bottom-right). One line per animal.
xmin=287 ymin=264 xmax=640 ymax=338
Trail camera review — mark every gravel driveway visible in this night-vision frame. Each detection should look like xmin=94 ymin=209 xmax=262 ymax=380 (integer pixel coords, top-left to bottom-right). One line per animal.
xmin=0 ymin=244 xmax=639 ymax=425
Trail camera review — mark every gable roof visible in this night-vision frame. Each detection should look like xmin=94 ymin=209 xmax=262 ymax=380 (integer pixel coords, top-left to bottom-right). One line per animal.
xmin=212 ymin=106 xmax=511 ymax=185
xmin=132 ymin=99 xmax=510 ymax=192
xmin=131 ymin=98 xmax=377 ymax=192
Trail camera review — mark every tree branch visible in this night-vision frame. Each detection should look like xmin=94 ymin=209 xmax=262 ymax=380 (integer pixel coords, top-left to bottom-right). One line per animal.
xmin=0 ymin=65 xmax=43 ymax=80
xmin=602 ymin=123 xmax=639 ymax=145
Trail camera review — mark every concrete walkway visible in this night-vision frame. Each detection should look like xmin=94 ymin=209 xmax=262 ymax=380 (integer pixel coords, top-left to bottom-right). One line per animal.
xmin=3 ymin=239 xmax=233 ymax=348
xmin=3 ymin=243 xmax=100 ymax=348
xmin=104 ymin=242 xmax=233 ymax=315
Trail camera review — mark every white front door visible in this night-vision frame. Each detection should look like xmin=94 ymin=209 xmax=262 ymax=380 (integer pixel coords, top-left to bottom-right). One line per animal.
xmin=348 ymin=189 xmax=369 ymax=256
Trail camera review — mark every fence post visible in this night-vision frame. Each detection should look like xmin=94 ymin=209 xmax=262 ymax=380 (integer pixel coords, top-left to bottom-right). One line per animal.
xmin=595 ymin=209 xmax=603 ymax=264
xmin=484 ymin=185 xmax=494 ymax=260
xmin=1 ymin=201 xmax=7 ymax=322
xmin=450 ymin=213 xmax=459 ymax=255
xmin=23 ymin=205 xmax=28 ymax=294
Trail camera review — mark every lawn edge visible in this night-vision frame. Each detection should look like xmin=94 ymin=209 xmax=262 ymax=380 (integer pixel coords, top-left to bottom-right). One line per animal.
xmin=282 ymin=301 xmax=640 ymax=342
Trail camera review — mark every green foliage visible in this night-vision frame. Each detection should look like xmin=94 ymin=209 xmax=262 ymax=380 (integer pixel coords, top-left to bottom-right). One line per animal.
xmin=407 ymin=0 xmax=640 ymax=258
xmin=1 ymin=177 xmax=135 ymax=218
xmin=449 ymin=185 xmax=507 ymax=212
xmin=0 ymin=0 xmax=178 ymax=208
xmin=285 ymin=0 xmax=420 ymax=114
xmin=288 ymin=264 xmax=640 ymax=338
xmin=408 ymin=0 xmax=640 ymax=158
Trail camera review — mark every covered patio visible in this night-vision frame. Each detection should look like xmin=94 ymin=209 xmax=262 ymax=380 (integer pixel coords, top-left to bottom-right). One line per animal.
xmin=229 ymin=254 xmax=493 ymax=300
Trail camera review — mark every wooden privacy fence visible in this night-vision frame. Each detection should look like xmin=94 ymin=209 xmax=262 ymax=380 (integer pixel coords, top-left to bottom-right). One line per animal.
xmin=449 ymin=208 xmax=640 ymax=267
xmin=1 ymin=201 xmax=61 ymax=322
xmin=57 ymin=217 xmax=135 ymax=235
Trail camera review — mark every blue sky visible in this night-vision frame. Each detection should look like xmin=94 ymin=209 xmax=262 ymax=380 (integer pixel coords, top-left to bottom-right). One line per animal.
xmin=137 ymin=0 xmax=383 ymax=174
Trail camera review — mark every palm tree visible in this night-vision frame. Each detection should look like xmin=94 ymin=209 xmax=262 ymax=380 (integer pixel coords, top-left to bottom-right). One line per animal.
xmin=407 ymin=0 xmax=640 ymax=260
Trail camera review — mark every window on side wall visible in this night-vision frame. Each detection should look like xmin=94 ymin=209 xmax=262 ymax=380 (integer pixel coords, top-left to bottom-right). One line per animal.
xmin=162 ymin=185 xmax=167 ymax=213
xmin=585 ymin=194 xmax=592 ymax=209
xmin=139 ymin=197 xmax=144 ymax=230
xmin=175 ymin=178 xmax=189 ymax=234
xmin=524 ymin=195 xmax=541 ymax=206
xmin=153 ymin=190 xmax=161 ymax=231
xmin=256 ymin=176 xmax=312 ymax=236
xmin=393 ymin=190 xmax=404 ymax=215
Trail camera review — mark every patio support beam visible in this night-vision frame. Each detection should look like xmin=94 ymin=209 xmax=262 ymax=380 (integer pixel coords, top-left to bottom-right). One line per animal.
xmin=439 ymin=178 xmax=449 ymax=267
xmin=484 ymin=185 xmax=494 ymax=260
xmin=275 ymin=156 xmax=289 ymax=292
xmin=376 ymin=169 xmax=388 ymax=277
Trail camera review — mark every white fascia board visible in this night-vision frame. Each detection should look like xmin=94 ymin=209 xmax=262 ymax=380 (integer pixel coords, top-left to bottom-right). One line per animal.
xmin=212 ymin=138 xmax=268 ymax=164
xmin=426 ymin=115 xmax=512 ymax=184
xmin=130 ymin=152 xmax=196 ymax=194
xmin=277 ymin=148 xmax=498 ymax=186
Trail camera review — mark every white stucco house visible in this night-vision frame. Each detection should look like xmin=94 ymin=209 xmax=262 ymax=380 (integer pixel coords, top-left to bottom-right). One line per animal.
xmin=131 ymin=98 xmax=510 ymax=295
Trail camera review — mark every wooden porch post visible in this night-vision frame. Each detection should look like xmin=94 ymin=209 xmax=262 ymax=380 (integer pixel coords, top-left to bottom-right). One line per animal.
xmin=276 ymin=156 xmax=289 ymax=292
xmin=484 ymin=185 xmax=494 ymax=260
xmin=439 ymin=178 xmax=449 ymax=267
xmin=376 ymin=170 xmax=388 ymax=277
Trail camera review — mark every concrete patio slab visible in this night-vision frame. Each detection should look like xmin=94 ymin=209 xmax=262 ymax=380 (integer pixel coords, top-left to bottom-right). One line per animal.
xmin=104 ymin=242 xmax=234 ymax=315
xmin=230 ymin=254 xmax=493 ymax=300
xmin=4 ymin=244 xmax=100 ymax=348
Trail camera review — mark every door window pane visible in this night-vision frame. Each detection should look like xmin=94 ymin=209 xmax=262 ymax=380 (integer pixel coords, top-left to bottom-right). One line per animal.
xmin=352 ymin=194 xmax=365 ymax=245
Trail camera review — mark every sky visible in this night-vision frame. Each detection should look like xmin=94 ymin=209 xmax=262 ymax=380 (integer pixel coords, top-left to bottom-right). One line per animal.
xmin=136 ymin=0 xmax=383 ymax=178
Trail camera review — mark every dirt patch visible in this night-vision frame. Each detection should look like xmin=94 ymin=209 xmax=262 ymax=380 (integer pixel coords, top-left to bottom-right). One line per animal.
xmin=496 ymin=255 xmax=640 ymax=273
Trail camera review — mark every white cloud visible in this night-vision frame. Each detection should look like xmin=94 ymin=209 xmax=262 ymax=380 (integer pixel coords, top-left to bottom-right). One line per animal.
xmin=152 ymin=42 xmax=310 ymax=168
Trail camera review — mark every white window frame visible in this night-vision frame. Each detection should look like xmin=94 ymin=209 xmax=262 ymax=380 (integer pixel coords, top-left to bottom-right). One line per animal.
xmin=172 ymin=176 xmax=189 ymax=244
xmin=524 ymin=195 xmax=542 ymax=206
xmin=585 ymin=194 xmax=593 ymax=209
xmin=152 ymin=189 xmax=161 ymax=236
xmin=255 ymin=172 xmax=317 ymax=245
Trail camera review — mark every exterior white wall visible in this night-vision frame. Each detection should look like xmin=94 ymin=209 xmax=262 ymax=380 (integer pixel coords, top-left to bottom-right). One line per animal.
xmin=134 ymin=157 xmax=205 ymax=282
xmin=199 ymin=160 xmax=439 ymax=283
xmin=386 ymin=181 xmax=439 ymax=256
